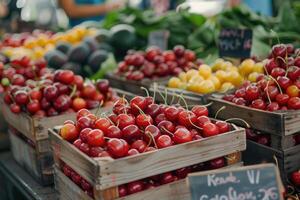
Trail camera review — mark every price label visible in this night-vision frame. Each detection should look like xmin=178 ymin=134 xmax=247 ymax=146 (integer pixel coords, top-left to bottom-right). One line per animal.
xmin=188 ymin=164 xmax=284 ymax=200
xmin=148 ymin=30 xmax=170 ymax=51
xmin=219 ymin=28 xmax=253 ymax=58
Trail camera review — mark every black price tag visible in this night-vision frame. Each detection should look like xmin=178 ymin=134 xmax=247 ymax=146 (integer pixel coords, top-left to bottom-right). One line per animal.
xmin=188 ymin=164 xmax=284 ymax=200
xmin=148 ymin=30 xmax=170 ymax=51
xmin=219 ymin=28 xmax=253 ymax=58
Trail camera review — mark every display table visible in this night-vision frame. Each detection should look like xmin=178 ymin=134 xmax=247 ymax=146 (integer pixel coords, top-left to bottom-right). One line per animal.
xmin=0 ymin=152 xmax=57 ymax=200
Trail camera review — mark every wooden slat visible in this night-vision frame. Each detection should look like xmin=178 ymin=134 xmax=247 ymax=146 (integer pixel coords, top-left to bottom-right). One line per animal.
xmin=209 ymin=96 xmax=300 ymax=136
xmin=96 ymin=128 xmax=245 ymax=189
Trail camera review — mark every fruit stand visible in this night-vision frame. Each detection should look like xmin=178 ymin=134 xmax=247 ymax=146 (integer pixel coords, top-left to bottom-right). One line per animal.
xmin=0 ymin=1 xmax=300 ymax=200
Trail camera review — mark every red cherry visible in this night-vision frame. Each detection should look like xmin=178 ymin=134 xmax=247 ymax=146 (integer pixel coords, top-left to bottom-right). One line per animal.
xmin=107 ymin=138 xmax=129 ymax=158
xmin=184 ymin=50 xmax=196 ymax=61
xmin=89 ymin=146 xmax=104 ymax=157
xmin=53 ymin=94 xmax=71 ymax=112
xmin=73 ymin=75 xmax=84 ymax=90
xmin=127 ymin=148 xmax=140 ymax=156
xmin=79 ymin=142 xmax=90 ymax=154
xmin=60 ymin=124 xmax=79 ymax=142
xmin=232 ymin=97 xmax=246 ymax=106
xmin=209 ymin=157 xmax=225 ymax=169
xmin=43 ymin=85 xmax=58 ymax=101
xmin=266 ymin=102 xmax=280 ymax=111
xmin=73 ymin=139 xmax=82 ymax=149
xmin=94 ymin=118 xmax=111 ymax=132
xmin=265 ymin=58 xmax=278 ymax=74
xmin=158 ymin=120 xmax=175 ymax=135
xmin=197 ymin=116 xmax=211 ymax=127
xmin=131 ymin=140 xmax=147 ymax=153
xmin=287 ymin=66 xmax=300 ymax=81
xmin=173 ymin=45 xmax=185 ymax=57
xmin=272 ymin=44 xmax=287 ymax=58
xmin=173 ymin=128 xmax=193 ymax=144
xmin=130 ymin=96 xmax=147 ymax=115
xmin=251 ymin=99 xmax=266 ymax=110
xmin=215 ymin=121 xmax=230 ymax=133
xmin=277 ymin=76 xmax=292 ymax=90
xmin=127 ymin=181 xmax=144 ymax=195
xmin=245 ymin=85 xmax=260 ymax=102
xmin=135 ymin=114 xmax=153 ymax=129
xmin=164 ymin=106 xmax=179 ymax=121
xmin=160 ymin=172 xmax=175 ymax=184
xmin=62 ymin=164 xmax=72 ymax=177
xmin=144 ymin=125 xmax=161 ymax=143
xmin=275 ymin=94 xmax=289 ymax=106
xmin=79 ymin=128 xmax=91 ymax=143
xmin=105 ymin=125 xmax=122 ymax=138
xmin=77 ymin=116 xmax=92 ymax=130
xmin=47 ymin=107 xmax=59 ymax=117
xmin=222 ymin=94 xmax=235 ymax=102
xmin=257 ymin=135 xmax=270 ymax=146
xmin=202 ymin=123 xmax=220 ymax=137
xmin=191 ymin=105 xmax=209 ymax=117
xmin=116 ymin=114 xmax=135 ymax=130
xmin=29 ymin=89 xmax=42 ymax=101
xmin=71 ymin=171 xmax=82 ymax=185
xmin=14 ymin=91 xmax=29 ymax=105
xmin=234 ymin=88 xmax=246 ymax=98
xmin=81 ymin=179 xmax=92 ymax=191
xmin=118 ymin=185 xmax=127 ymax=197
xmin=82 ymin=83 xmax=97 ymax=98
xmin=76 ymin=109 xmax=90 ymax=120
xmin=178 ymin=110 xmax=197 ymax=128
xmin=86 ymin=129 xmax=105 ymax=147
xmin=291 ymin=171 xmax=300 ymax=186
xmin=288 ymin=97 xmax=300 ymax=109
xmin=175 ymin=167 xmax=191 ymax=179
xmin=264 ymin=86 xmax=279 ymax=101
xmin=72 ymin=98 xmax=87 ymax=111
xmin=10 ymin=103 xmax=21 ymax=113
xmin=122 ymin=125 xmax=141 ymax=141
xmin=27 ymin=100 xmax=41 ymax=115
xmin=41 ymin=98 xmax=51 ymax=110
xmin=163 ymin=50 xmax=176 ymax=62
xmin=156 ymin=135 xmax=172 ymax=149
xmin=155 ymin=113 xmax=167 ymax=124
xmin=145 ymin=104 xmax=161 ymax=118
xmin=245 ymin=129 xmax=258 ymax=141
xmin=270 ymin=67 xmax=285 ymax=78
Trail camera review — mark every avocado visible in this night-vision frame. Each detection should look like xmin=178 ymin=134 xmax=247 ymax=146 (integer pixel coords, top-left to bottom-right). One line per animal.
xmin=45 ymin=50 xmax=68 ymax=69
xmin=56 ymin=42 xmax=72 ymax=54
xmin=67 ymin=43 xmax=90 ymax=64
xmin=94 ymin=29 xmax=110 ymax=43
xmin=62 ymin=62 xmax=82 ymax=75
xmin=83 ymin=37 xmax=100 ymax=52
xmin=87 ymin=50 xmax=108 ymax=73
xmin=109 ymin=24 xmax=136 ymax=52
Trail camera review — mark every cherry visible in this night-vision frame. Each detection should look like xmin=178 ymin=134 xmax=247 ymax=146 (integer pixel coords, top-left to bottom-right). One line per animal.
xmin=202 ymin=123 xmax=220 ymax=137
xmin=288 ymin=97 xmax=300 ymax=109
xmin=104 ymin=125 xmax=121 ymax=138
xmin=155 ymin=63 xmax=169 ymax=76
xmin=158 ymin=120 xmax=175 ymax=135
xmin=4 ymin=93 xmax=12 ymax=104
xmin=43 ymin=85 xmax=58 ymax=101
xmin=86 ymin=129 xmax=105 ymax=147
xmin=94 ymin=118 xmax=111 ymax=132
xmin=251 ymin=99 xmax=266 ymax=110
xmin=107 ymin=138 xmax=129 ymax=158
xmin=86 ymin=100 xmax=100 ymax=110
xmin=60 ymin=124 xmax=79 ymax=142
xmin=164 ymin=106 xmax=179 ymax=121
xmin=54 ymin=83 xmax=70 ymax=95
xmin=79 ymin=143 xmax=90 ymax=154
xmin=173 ymin=45 xmax=185 ymax=57
xmin=265 ymin=58 xmax=278 ymax=74
xmin=82 ymin=83 xmax=97 ymax=98
xmin=197 ymin=116 xmax=211 ymax=127
xmin=118 ymin=185 xmax=128 ymax=197
xmin=144 ymin=146 xmax=157 ymax=152
xmin=77 ymin=116 xmax=92 ymax=130
xmin=286 ymin=85 xmax=299 ymax=97
xmin=275 ymin=94 xmax=289 ymax=106
xmin=141 ymin=62 xmax=155 ymax=77
xmin=266 ymin=102 xmax=280 ymax=111
xmin=222 ymin=94 xmax=235 ymax=102
xmin=264 ymin=86 xmax=279 ymax=101
xmin=144 ymin=125 xmax=161 ymax=143
xmin=130 ymin=96 xmax=147 ymax=115
xmin=116 ymin=114 xmax=135 ymax=130
xmin=81 ymin=179 xmax=92 ymax=191
xmin=14 ymin=91 xmax=29 ymax=105
xmin=160 ymin=172 xmax=175 ymax=184
xmin=54 ymin=95 xmax=71 ymax=112
xmin=155 ymin=113 xmax=167 ymax=124
xmin=131 ymin=140 xmax=147 ymax=153
xmin=128 ymin=71 xmax=144 ymax=81
xmin=215 ymin=121 xmax=230 ymax=133
xmin=72 ymin=98 xmax=87 ymax=111
xmin=232 ymin=97 xmax=246 ymax=106
xmin=47 ymin=107 xmax=59 ymax=117
xmin=277 ymin=76 xmax=292 ymax=90
xmin=178 ymin=111 xmax=197 ymax=128
xmin=127 ymin=181 xmax=144 ymax=195
xmin=163 ymin=50 xmax=176 ymax=62
xmin=184 ymin=50 xmax=196 ymax=61
xmin=108 ymin=113 xmax=118 ymax=125
xmin=96 ymin=79 xmax=109 ymax=94
xmin=76 ymin=109 xmax=90 ymax=120
xmin=270 ymin=68 xmax=285 ymax=78
xmin=11 ymin=74 xmax=25 ymax=86
xmin=191 ymin=105 xmax=208 ymax=117
xmin=10 ymin=103 xmax=21 ymax=113
xmin=156 ymin=135 xmax=172 ymax=149
xmin=62 ymin=164 xmax=72 ymax=177
xmin=257 ymin=135 xmax=270 ymax=146
xmin=41 ymin=98 xmax=51 ymax=110
xmin=245 ymin=85 xmax=260 ymax=102
xmin=136 ymin=114 xmax=153 ymax=129
xmin=291 ymin=171 xmax=300 ymax=186
xmin=122 ymin=125 xmax=141 ymax=141
xmin=209 ymin=157 xmax=225 ymax=169
xmin=29 ymin=89 xmax=42 ymax=101
xmin=272 ymin=44 xmax=287 ymax=58
xmin=173 ymin=128 xmax=193 ymax=144
xmin=34 ymin=110 xmax=46 ymax=118
xmin=145 ymin=47 xmax=161 ymax=61
xmin=287 ymin=66 xmax=300 ymax=81
xmin=79 ymin=128 xmax=91 ymax=142
xmin=175 ymin=167 xmax=191 ymax=179
xmin=27 ymin=100 xmax=41 ymax=115
xmin=234 ymin=88 xmax=246 ymax=98
xmin=71 ymin=171 xmax=82 ymax=185
xmin=73 ymin=139 xmax=82 ymax=149
xmin=127 ymin=149 xmax=140 ymax=156
xmin=245 ymin=129 xmax=258 ymax=141
xmin=73 ymin=75 xmax=84 ymax=90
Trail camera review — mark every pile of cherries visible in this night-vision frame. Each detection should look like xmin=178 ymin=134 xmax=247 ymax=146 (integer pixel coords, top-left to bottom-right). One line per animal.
xmin=116 ymin=45 xmax=202 ymax=81
xmin=3 ymin=69 xmax=118 ymax=117
xmin=0 ymin=56 xmax=47 ymax=92
xmin=59 ymin=94 xmax=233 ymax=159
xmin=61 ymin=156 xmax=227 ymax=197
xmin=224 ymin=43 xmax=300 ymax=111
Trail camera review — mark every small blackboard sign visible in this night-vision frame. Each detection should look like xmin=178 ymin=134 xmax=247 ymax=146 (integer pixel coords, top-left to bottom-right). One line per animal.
xmin=148 ymin=30 xmax=170 ymax=51
xmin=219 ymin=28 xmax=252 ymax=58
xmin=188 ymin=164 xmax=283 ymax=200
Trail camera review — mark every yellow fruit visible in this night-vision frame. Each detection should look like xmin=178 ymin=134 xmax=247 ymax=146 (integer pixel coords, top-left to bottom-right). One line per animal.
xmin=210 ymin=76 xmax=221 ymax=90
xmin=189 ymin=75 xmax=204 ymax=84
xmin=226 ymin=71 xmax=243 ymax=86
xmin=186 ymin=69 xmax=199 ymax=81
xmin=23 ymin=39 xmax=36 ymax=49
xmin=168 ymin=77 xmax=182 ymax=88
xmin=253 ymin=62 xmax=264 ymax=73
xmin=248 ymin=72 xmax=260 ymax=82
xmin=198 ymin=64 xmax=212 ymax=79
xmin=215 ymin=70 xmax=228 ymax=83
xmin=186 ymin=83 xmax=199 ymax=93
xmin=178 ymin=82 xmax=187 ymax=89
xmin=239 ymin=59 xmax=255 ymax=76
xmin=197 ymin=80 xmax=216 ymax=94
xmin=219 ymin=82 xmax=235 ymax=93
xmin=211 ymin=58 xmax=225 ymax=72
xmin=227 ymin=66 xmax=238 ymax=72
xmin=178 ymin=72 xmax=187 ymax=82
xmin=36 ymin=35 xmax=48 ymax=47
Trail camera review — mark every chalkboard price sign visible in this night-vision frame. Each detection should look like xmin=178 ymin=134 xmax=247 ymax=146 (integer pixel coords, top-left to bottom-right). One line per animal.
xmin=219 ymin=28 xmax=253 ymax=58
xmin=148 ymin=30 xmax=170 ymax=51
xmin=188 ymin=164 xmax=284 ymax=200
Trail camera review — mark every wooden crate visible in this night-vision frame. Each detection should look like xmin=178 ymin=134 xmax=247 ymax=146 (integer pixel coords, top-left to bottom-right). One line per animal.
xmin=49 ymin=125 xmax=245 ymax=194
xmin=8 ymin=128 xmax=53 ymax=186
xmin=54 ymin=160 xmax=243 ymax=200
xmin=243 ymin=140 xmax=300 ymax=186
xmin=105 ymin=73 xmax=169 ymax=96
xmin=209 ymin=94 xmax=300 ymax=136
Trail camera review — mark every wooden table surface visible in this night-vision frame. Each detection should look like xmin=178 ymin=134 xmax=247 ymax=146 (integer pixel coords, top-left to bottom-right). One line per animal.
xmin=0 ymin=152 xmax=57 ymax=200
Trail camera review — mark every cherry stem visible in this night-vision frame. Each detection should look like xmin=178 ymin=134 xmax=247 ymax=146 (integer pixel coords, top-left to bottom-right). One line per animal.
xmin=161 ymin=127 xmax=174 ymax=137
xmin=177 ymin=94 xmax=188 ymax=110
xmin=263 ymin=63 xmax=270 ymax=76
xmin=134 ymin=104 xmax=146 ymax=115
xmin=214 ymin=106 xmax=226 ymax=119
xmin=69 ymin=85 xmax=77 ymax=99
xmin=104 ymin=136 xmax=111 ymax=140
xmin=225 ymin=118 xmax=250 ymax=128
xmin=157 ymin=88 xmax=167 ymax=105
xmin=164 ymin=88 xmax=168 ymax=105
xmin=268 ymin=75 xmax=283 ymax=94
xmin=140 ymin=87 xmax=149 ymax=97
xmin=276 ymin=56 xmax=288 ymax=69
xmin=95 ymin=100 xmax=104 ymax=116
xmin=152 ymin=83 xmax=157 ymax=102
xmin=145 ymin=131 xmax=158 ymax=149
xmin=170 ymin=91 xmax=175 ymax=105
xmin=265 ymin=80 xmax=272 ymax=104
